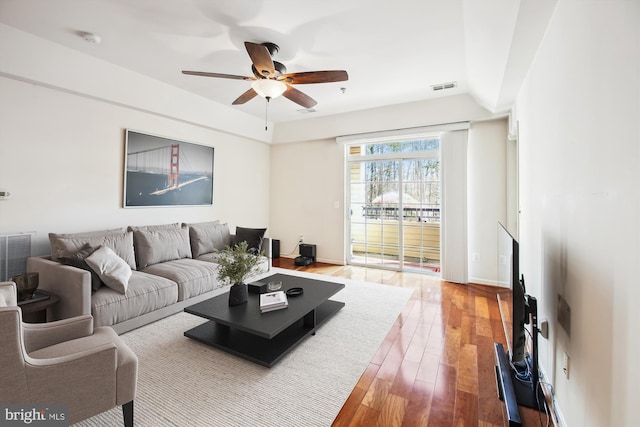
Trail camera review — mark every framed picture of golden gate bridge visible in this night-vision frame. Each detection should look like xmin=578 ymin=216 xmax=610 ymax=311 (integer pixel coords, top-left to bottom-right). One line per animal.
xmin=123 ymin=130 xmax=214 ymax=207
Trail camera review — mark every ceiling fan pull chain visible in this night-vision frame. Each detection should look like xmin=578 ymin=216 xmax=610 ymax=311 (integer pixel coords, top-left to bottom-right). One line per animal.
xmin=264 ymin=96 xmax=271 ymax=131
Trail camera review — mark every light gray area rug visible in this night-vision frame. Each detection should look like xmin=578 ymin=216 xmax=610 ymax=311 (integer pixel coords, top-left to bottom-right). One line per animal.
xmin=76 ymin=268 xmax=413 ymax=427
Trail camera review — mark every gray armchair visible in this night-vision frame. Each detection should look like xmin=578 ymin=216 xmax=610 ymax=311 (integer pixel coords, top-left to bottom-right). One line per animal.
xmin=0 ymin=281 xmax=137 ymax=426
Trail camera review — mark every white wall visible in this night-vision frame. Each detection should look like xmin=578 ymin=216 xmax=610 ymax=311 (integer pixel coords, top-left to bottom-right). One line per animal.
xmin=0 ymin=77 xmax=270 ymax=257
xmin=467 ymin=118 xmax=511 ymax=285
xmin=515 ymin=1 xmax=640 ymax=425
xmin=269 ymin=139 xmax=345 ymax=263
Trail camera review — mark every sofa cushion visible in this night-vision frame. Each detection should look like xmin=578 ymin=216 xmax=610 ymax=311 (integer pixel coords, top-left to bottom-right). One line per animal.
xmin=85 ymin=246 xmax=132 ymax=294
xmin=49 ymin=229 xmax=137 ymax=270
xmin=188 ymin=221 xmax=231 ymax=258
xmin=133 ymin=226 xmax=192 ymax=269
xmin=58 ymin=243 xmax=104 ymax=292
xmin=130 ymin=223 xmax=182 ymax=268
xmin=142 ymin=258 xmax=220 ymax=301
xmin=91 ymin=271 xmax=178 ymax=328
xmin=234 ymin=226 xmax=267 ymax=254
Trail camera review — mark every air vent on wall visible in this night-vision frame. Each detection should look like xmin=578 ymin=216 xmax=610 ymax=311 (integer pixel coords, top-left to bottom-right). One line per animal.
xmin=0 ymin=232 xmax=34 ymax=281
xmin=431 ymin=81 xmax=457 ymax=91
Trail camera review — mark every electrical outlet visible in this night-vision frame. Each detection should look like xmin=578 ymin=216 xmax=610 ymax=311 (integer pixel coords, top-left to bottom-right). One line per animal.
xmin=299 ymin=235 xmax=304 ymax=243
xmin=562 ymin=352 xmax=570 ymax=379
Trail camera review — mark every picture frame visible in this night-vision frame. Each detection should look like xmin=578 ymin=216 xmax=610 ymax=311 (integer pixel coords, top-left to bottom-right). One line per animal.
xmin=123 ymin=130 xmax=214 ymax=207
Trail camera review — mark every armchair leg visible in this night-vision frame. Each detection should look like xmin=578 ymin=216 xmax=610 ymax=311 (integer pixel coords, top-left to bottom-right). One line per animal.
xmin=122 ymin=400 xmax=134 ymax=427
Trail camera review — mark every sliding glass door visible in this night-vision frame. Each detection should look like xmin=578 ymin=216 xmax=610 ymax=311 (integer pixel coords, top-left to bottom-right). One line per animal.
xmin=347 ymin=138 xmax=441 ymax=273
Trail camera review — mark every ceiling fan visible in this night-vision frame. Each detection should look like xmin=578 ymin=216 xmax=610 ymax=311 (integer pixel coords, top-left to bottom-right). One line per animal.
xmin=182 ymin=41 xmax=348 ymax=109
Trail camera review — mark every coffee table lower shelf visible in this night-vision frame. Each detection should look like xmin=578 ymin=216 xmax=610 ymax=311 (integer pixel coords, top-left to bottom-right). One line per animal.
xmin=184 ymin=299 xmax=344 ymax=367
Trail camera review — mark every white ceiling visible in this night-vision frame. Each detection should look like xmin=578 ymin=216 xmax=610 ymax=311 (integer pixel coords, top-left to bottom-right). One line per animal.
xmin=0 ymin=0 xmax=556 ymax=124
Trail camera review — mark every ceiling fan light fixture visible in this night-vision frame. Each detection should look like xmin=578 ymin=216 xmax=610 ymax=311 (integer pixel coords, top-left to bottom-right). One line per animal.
xmin=251 ymin=79 xmax=287 ymax=99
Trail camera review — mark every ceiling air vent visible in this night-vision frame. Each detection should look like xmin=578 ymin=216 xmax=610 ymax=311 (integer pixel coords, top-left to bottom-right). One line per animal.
xmin=431 ymin=81 xmax=457 ymax=92
xmin=297 ymin=108 xmax=317 ymax=114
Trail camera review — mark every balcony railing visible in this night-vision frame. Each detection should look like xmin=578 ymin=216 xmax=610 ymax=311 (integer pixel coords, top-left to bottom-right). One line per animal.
xmin=362 ymin=205 xmax=440 ymax=222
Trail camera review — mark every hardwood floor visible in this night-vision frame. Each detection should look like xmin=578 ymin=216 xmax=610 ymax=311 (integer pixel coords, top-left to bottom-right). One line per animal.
xmin=273 ymin=258 xmax=552 ymax=427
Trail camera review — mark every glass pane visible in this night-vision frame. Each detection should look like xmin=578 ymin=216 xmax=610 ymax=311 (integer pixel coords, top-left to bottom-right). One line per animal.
xmin=358 ymin=138 xmax=440 ymax=157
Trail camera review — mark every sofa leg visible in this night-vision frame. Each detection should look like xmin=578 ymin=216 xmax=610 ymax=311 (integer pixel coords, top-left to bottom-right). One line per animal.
xmin=123 ymin=401 xmax=134 ymax=427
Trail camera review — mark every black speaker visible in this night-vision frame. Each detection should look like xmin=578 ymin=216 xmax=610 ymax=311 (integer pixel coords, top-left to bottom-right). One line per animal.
xmin=299 ymin=244 xmax=316 ymax=261
xmin=272 ymin=239 xmax=280 ymax=259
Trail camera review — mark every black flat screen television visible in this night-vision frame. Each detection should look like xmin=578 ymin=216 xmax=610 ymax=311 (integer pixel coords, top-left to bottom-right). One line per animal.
xmin=497 ymin=222 xmax=527 ymax=364
xmin=496 ymin=222 xmax=543 ymax=416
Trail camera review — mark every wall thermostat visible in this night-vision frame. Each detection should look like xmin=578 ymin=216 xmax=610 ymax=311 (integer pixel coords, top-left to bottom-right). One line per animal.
xmin=0 ymin=191 xmax=11 ymax=200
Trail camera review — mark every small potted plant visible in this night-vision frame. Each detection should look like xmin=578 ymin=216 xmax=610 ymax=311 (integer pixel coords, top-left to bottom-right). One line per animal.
xmin=216 ymin=241 xmax=263 ymax=305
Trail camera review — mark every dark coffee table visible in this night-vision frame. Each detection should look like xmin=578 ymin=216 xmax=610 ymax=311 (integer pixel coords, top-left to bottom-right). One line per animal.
xmin=183 ymin=273 xmax=345 ymax=367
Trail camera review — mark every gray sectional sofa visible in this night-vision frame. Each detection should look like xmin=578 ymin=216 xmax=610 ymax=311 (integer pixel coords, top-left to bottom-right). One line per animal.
xmin=27 ymin=221 xmax=270 ymax=334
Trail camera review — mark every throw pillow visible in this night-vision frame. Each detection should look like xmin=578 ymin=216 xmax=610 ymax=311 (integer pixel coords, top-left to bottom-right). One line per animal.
xmin=49 ymin=230 xmax=137 ymax=270
xmin=85 ymin=246 xmax=132 ymax=294
xmin=134 ymin=226 xmax=192 ymax=269
xmin=234 ymin=226 xmax=267 ymax=254
xmin=49 ymin=228 xmax=125 ymax=262
xmin=189 ymin=222 xmax=231 ymax=258
xmin=58 ymin=243 xmax=104 ymax=292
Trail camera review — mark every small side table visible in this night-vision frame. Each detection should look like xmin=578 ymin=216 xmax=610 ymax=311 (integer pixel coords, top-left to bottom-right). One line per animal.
xmin=17 ymin=290 xmax=59 ymax=323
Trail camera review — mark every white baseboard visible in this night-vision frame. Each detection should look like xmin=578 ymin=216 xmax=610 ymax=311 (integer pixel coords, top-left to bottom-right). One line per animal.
xmin=538 ymin=366 xmax=566 ymax=427
xmin=468 ymin=276 xmax=501 ymax=287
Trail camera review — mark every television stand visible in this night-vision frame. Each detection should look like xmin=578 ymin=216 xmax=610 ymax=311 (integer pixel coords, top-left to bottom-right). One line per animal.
xmin=495 ymin=294 xmax=544 ymax=425
xmin=495 ymin=343 xmax=545 ymax=409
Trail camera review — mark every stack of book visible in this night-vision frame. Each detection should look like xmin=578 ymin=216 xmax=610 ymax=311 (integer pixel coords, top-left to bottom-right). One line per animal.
xmin=260 ymin=291 xmax=288 ymax=313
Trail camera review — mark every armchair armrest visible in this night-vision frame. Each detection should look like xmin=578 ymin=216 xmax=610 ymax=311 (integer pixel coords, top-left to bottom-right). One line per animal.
xmin=25 ymin=341 xmax=119 ymax=413
xmin=23 ymin=315 xmax=94 ymax=353
xmin=27 ymin=256 xmax=92 ymax=321
xmin=0 ymin=281 xmax=17 ymax=306
xmin=27 ymin=341 xmax=117 ymax=367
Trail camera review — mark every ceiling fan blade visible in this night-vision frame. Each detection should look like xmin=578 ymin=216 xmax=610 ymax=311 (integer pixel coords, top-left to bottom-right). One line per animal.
xmin=232 ymin=88 xmax=258 ymax=105
xmin=182 ymin=70 xmax=253 ymax=80
xmin=244 ymin=42 xmax=275 ymax=78
xmin=281 ymin=70 xmax=348 ymax=84
xmin=282 ymin=85 xmax=317 ymax=108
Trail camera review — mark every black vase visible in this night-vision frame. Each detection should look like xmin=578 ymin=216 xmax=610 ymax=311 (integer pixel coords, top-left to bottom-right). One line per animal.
xmin=228 ymin=283 xmax=248 ymax=306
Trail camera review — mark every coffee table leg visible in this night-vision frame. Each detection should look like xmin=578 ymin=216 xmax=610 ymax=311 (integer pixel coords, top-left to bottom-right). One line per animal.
xmin=303 ymin=309 xmax=316 ymax=334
